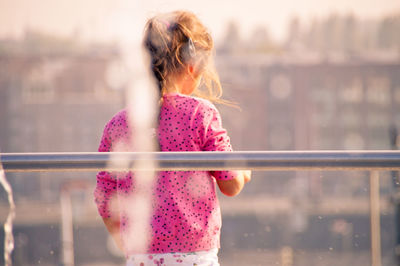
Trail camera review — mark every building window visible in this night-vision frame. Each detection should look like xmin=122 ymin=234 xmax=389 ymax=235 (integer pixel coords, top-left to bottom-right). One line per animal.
xmin=22 ymin=81 xmax=55 ymax=103
xmin=340 ymin=109 xmax=361 ymax=128
xmin=394 ymin=86 xmax=400 ymax=105
xmin=343 ymin=132 xmax=365 ymax=150
xmin=311 ymin=87 xmax=334 ymax=103
xmin=269 ymin=126 xmax=292 ymax=150
xmin=366 ymin=77 xmax=390 ymax=105
xmin=339 ymin=78 xmax=363 ymax=103
xmin=22 ymin=68 xmax=55 ymax=104
xmin=367 ymin=111 xmax=389 ymax=128
xmin=269 ymin=74 xmax=292 ymax=100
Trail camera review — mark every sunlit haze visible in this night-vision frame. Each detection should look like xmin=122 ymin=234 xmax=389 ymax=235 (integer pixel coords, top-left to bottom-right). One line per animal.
xmin=1 ymin=0 xmax=399 ymax=44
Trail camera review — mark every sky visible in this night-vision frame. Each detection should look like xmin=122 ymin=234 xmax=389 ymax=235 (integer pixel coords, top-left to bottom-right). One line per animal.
xmin=0 ymin=0 xmax=399 ymax=44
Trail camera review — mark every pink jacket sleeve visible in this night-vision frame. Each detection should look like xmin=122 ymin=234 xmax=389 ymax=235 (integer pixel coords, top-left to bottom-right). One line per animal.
xmin=94 ymin=122 xmax=117 ymax=218
xmin=197 ymin=102 xmax=238 ymax=181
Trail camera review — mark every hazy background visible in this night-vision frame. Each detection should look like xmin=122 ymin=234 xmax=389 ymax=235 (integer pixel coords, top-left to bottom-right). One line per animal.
xmin=1 ymin=0 xmax=400 ymax=43
xmin=1 ymin=0 xmax=400 ymax=265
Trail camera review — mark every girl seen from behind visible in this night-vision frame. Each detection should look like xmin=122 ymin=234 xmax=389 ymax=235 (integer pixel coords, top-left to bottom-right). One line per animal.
xmin=94 ymin=10 xmax=251 ymax=266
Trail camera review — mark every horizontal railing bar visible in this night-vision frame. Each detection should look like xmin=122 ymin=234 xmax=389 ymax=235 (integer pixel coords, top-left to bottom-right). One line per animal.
xmin=1 ymin=151 xmax=400 ymax=172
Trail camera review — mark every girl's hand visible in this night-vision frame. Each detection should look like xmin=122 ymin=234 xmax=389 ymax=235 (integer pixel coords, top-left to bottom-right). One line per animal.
xmin=103 ymin=217 xmax=125 ymax=252
xmin=243 ymin=170 xmax=252 ymax=184
xmin=216 ymin=170 xmax=251 ymax=197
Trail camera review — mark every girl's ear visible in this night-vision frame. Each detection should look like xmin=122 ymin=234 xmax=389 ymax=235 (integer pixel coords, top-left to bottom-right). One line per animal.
xmin=188 ymin=64 xmax=195 ymax=74
xmin=187 ymin=64 xmax=201 ymax=78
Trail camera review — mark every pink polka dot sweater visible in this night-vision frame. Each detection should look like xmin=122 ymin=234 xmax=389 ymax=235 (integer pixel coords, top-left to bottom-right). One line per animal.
xmin=94 ymin=93 xmax=237 ymax=254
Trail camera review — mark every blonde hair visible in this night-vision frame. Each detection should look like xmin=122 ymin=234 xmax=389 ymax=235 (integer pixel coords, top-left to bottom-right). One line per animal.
xmin=143 ymin=10 xmax=226 ymax=104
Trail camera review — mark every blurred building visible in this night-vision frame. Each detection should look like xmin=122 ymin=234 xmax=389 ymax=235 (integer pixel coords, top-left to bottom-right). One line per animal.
xmin=0 ymin=35 xmax=127 ymax=265
xmin=0 ymin=31 xmax=400 ymax=264
xmin=215 ymin=54 xmax=400 ymax=261
xmin=216 ymin=54 xmax=400 ymax=197
xmin=0 ymin=35 xmax=125 ymax=198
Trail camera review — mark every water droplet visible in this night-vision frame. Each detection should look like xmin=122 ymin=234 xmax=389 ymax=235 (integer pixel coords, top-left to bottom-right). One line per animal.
xmin=0 ymin=167 xmax=16 ymax=266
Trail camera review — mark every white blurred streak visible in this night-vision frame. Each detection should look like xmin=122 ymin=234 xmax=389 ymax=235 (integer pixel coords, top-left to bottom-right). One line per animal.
xmin=123 ymin=46 xmax=158 ymax=252
xmin=106 ymin=60 xmax=130 ymax=90
xmin=0 ymin=162 xmax=15 ymax=266
xmin=106 ymin=2 xmax=159 ymax=253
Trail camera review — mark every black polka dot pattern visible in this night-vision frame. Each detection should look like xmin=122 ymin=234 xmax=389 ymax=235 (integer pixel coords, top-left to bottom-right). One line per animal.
xmin=94 ymin=92 xmax=238 ymax=253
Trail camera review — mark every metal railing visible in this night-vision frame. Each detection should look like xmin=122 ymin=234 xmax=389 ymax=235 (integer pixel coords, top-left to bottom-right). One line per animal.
xmin=2 ymin=150 xmax=400 ymax=172
xmin=2 ymin=150 xmax=400 ymax=266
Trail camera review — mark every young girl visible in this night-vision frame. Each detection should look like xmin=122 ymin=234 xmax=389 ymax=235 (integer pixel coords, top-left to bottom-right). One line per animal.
xmin=94 ymin=10 xmax=251 ymax=266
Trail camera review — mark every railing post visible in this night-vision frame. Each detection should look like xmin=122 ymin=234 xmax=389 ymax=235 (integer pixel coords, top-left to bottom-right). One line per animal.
xmin=60 ymin=189 xmax=74 ymax=266
xmin=370 ymin=171 xmax=382 ymax=266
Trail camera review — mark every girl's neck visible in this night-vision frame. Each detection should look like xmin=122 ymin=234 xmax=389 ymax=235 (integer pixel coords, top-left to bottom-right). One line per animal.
xmin=163 ymin=90 xmax=181 ymax=96
xmin=164 ymin=82 xmax=194 ymax=96
xmin=164 ymin=69 xmax=201 ymax=96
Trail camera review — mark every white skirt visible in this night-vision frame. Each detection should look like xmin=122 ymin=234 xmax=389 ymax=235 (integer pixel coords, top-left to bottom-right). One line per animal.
xmin=126 ymin=248 xmax=220 ymax=266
